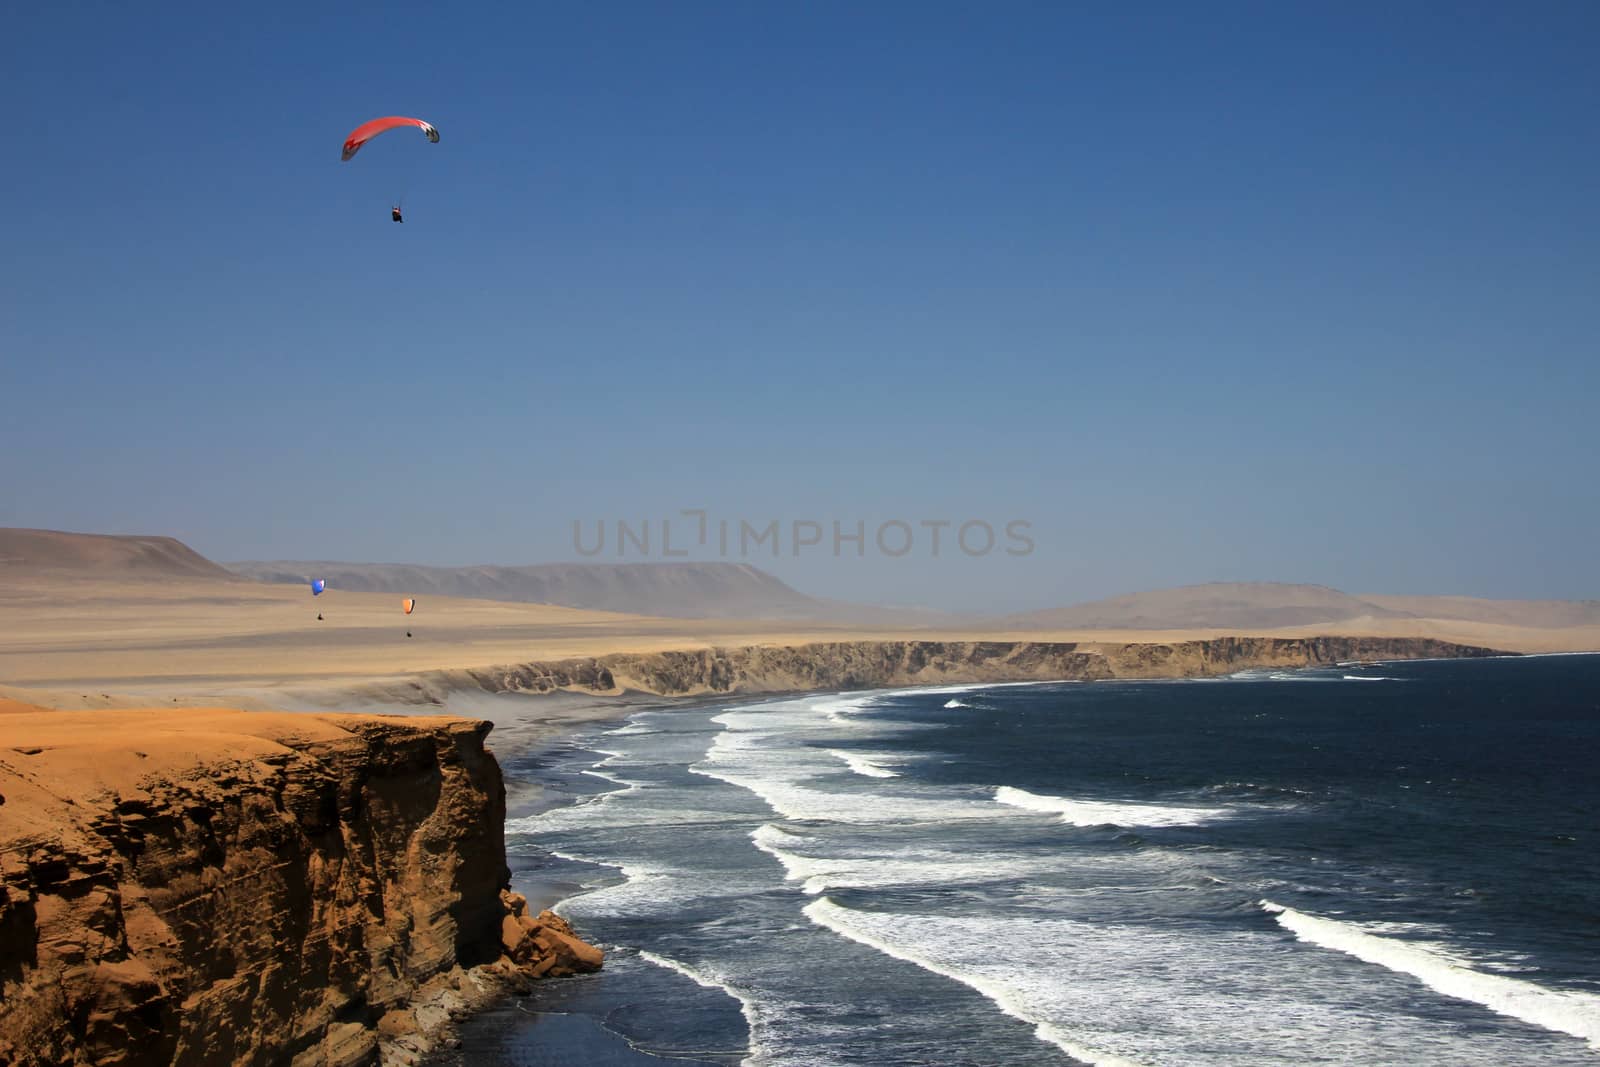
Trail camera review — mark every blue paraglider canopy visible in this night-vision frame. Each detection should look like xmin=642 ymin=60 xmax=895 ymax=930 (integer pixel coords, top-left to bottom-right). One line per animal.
xmin=311 ymin=579 xmax=327 ymax=596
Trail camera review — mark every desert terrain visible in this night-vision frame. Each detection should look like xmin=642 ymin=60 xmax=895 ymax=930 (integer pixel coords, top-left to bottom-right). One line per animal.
xmin=2 ymin=530 xmax=1596 ymax=712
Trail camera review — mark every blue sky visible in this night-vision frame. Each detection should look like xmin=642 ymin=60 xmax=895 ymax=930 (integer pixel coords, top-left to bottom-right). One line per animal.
xmin=3 ymin=2 xmax=1596 ymax=611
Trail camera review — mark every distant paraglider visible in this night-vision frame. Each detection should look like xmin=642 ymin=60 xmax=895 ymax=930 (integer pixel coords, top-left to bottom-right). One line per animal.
xmin=402 ymin=598 xmax=416 ymax=615
xmin=311 ymin=579 xmax=326 ymax=596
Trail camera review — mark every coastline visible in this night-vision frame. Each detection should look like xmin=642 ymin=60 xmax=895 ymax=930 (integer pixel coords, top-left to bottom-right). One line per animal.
xmin=406 ymin=638 xmax=1517 ymax=1066
xmin=0 ymin=636 xmax=1529 ymax=1065
xmin=469 ymin=655 xmax=1600 ymax=1066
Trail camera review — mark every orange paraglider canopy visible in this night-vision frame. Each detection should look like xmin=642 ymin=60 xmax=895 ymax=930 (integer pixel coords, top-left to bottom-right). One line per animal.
xmin=402 ymin=598 xmax=416 ymax=615
xmin=341 ymin=116 xmax=439 ymax=162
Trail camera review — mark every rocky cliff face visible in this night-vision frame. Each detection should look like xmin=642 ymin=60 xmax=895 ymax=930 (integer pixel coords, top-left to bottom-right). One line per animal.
xmin=0 ymin=708 xmax=600 ymax=1067
xmin=392 ymin=636 xmax=1506 ymax=703
xmin=1093 ymin=635 xmax=1500 ymax=677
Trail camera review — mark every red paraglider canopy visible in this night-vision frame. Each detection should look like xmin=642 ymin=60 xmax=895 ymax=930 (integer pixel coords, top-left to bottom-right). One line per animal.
xmin=341 ymin=116 xmax=439 ymax=162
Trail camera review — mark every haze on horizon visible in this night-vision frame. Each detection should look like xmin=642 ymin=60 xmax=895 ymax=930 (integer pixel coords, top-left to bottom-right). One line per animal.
xmin=3 ymin=3 xmax=1597 ymax=614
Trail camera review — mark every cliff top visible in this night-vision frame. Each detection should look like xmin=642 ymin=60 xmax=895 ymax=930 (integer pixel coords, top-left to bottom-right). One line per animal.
xmin=0 ymin=699 xmax=486 ymax=842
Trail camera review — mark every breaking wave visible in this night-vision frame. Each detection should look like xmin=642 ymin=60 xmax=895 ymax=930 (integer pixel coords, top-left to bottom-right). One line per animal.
xmin=1261 ymin=901 xmax=1600 ymax=1049
xmin=995 ymin=785 xmax=1230 ymax=827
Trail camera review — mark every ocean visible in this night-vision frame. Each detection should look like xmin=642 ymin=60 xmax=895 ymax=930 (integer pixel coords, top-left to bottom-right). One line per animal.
xmin=454 ymin=655 xmax=1600 ymax=1066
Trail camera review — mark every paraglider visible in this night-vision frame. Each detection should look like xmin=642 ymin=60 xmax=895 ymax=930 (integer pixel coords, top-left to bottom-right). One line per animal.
xmin=311 ymin=579 xmax=326 ymax=596
xmin=341 ymin=116 xmax=439 ymax=221
xmin=402 ymin=598 xmax=416 ymax=615
xmin=341 ymin=117 xmax=439 ymax=162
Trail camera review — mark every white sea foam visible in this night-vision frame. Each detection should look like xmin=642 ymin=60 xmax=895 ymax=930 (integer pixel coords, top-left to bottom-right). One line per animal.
xmin=825 ymin=749 xmax=900 ymax=778
xmin=943 ymin=698 xmax=970 ymax=708
xmin=995 ymin=785 xmax=1229 ymax=827
xmin=808 ymin=695 xmax=878 ymax=724
xmin=554 ymin=857 xmax=767 ymax=918
xmin=638 ymin=950 xmax=764 ymax=1064
xmin=512 ymin=800 xmax=754 ymax=834
xmin=1223 ymin=668 xmax=1344 ymax=683
xmin=752 ymin=823 xmax=1075 ymax=895
xmin=877 ymin=681 xmax=1054 ymax=697
xmin=693 ymin=707 xmax=1000 ymax=823
xmin=797 ymin=893 xmax=1594 ymax=1064
xmin=750 ymin=823 xmax=813 ymax=852
xmin=750 ymin=826 xmax=834 ymax=890
xmin=696 ymin=760 xmax=999 ymax=823
xmin=1343 ymin=674 xmax=1397 ymax=682
xmin=803 ymin=897 xmax=1151 ymax=1067
xmin=1261 ymin=900 xmax=1600 ymax=1049
xmin=810 ymin=680 xmax=1064 ymax=720
xmin=580 ymin=767 xmax=643 ymax=792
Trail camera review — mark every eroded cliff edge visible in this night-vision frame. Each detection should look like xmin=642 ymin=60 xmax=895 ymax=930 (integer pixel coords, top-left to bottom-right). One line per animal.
xmin=384 ymin=636 xmax=1509 ymax=703
xmin=0 ymin=707 xmax=601 ymax=1067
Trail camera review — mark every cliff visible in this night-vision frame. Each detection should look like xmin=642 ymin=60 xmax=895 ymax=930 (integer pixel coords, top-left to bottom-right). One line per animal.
xmin=369 ymin=635 xmax=1509 ymax=704
xmin=0 ymin=705 xmax=601 ymax=1067
xmin=0 ymin=636 xmax=1512 ymax=1063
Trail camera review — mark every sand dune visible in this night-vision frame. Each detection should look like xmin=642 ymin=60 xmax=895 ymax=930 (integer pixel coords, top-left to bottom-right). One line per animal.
xmin=0 ymin=571 xmax=892 ymax=703
xmin=1 ymin=572 xmax=1594 ymax=710
xmin=1001 ymin=581 xmax=1600 ymax=634
xmin=1001 ymin=582 xmax=1413 ymax=630
xmin=1360 ymin=594 xmax=1600 ymax=629
xmin=2 ymin=532 xmax=1594 ymax=708
xmin=228 ymin=559 xmax=825 ymax=618
xmin=227 ymin=558 xmax=949 ymax=624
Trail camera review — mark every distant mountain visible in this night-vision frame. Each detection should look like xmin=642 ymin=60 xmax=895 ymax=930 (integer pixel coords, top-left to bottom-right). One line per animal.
xmin=0 ymin=528 xmax=236 ymax=580
xmin=999 ymin=582 xmax=1600 ymax=631
xmin=1358 ymin=594 xmax=1600 ymax=629
xmin=18 ymin=528 xmax=1591 ymax=632
xmin=226 ymin=559 xmax=948 ymax=624
xmin=998 ymin=582 xmax=1413 ymax=630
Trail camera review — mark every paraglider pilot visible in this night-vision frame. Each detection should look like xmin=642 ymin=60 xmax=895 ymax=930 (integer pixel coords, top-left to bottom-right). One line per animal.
xmin=391 ymin=205 xmax=404 ymax=223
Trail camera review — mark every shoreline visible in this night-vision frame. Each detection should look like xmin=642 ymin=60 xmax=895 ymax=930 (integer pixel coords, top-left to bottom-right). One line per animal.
xmin=423 ymin=657 xmax=1454 ymax=1066
xmin=348 ymin=633 xmax=1524 ymax=783
xmin=462 ymin=654 xmax=1600 ymax=1067
xmin=0 ymin=636 xmax=1526 ymax=1065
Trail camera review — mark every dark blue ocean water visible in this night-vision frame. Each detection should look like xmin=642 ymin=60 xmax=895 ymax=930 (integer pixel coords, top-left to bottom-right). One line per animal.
xmin=459 ymin=655 xmax=1600 ymax=1066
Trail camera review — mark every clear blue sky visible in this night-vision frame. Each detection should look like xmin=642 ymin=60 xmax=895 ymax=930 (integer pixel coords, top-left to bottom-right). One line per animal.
xmin=3 ymin=2 xmax=1596 ymax=611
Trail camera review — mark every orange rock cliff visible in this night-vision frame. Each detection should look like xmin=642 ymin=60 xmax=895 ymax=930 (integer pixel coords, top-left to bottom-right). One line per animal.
xmin=0 ymin=704 xmax=600 ymax=1066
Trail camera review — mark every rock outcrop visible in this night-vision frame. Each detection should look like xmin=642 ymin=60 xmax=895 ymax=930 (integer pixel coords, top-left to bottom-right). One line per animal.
xmin=1092 ymin=635 xmax=1500 ymax=677
xmin=379 ymin=635 xmax=1507 ymax=704
xmin=0 ymin=707 xmax=600 ymax=1067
